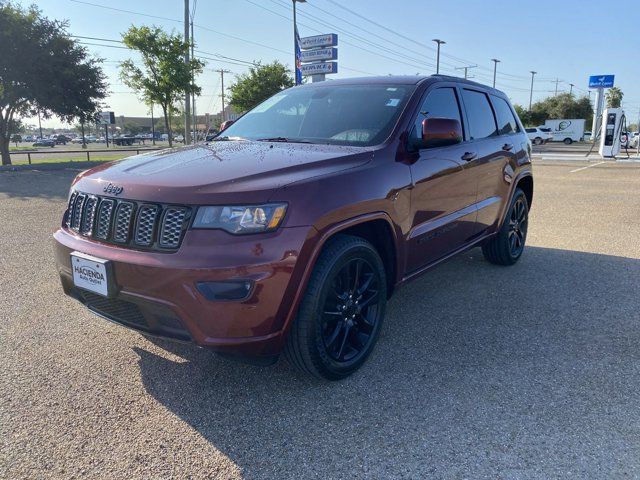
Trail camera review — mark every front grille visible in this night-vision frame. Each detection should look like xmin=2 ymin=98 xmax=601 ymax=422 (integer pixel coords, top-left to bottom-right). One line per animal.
xmin=65 ymin=191 xmax=191 ymax=252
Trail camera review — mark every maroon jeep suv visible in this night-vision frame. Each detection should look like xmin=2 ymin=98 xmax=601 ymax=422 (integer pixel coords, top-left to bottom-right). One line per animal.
xmin=54 ymin=75 xmax=532 ymax=379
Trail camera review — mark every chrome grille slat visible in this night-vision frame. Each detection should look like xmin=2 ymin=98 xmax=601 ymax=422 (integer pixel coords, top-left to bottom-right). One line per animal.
xmin=65 ymin=191 xmax=189 ymax=251
xmin=160 ymin=207 xmax=188 ymax=249
xmin=80 ymin=196 xmax=99 ymax=235
xmin=134 ymin=204 xmax=159 ymax=246
xmin=71 ymin=193 xmax=86 ymax=231
xmin=66 ymin=191 xmax=78 ymax=228
xmin=96 ymin=199 xmax=115 ymax=240
xmin=114 ymin=202 xmax=134 ymax=243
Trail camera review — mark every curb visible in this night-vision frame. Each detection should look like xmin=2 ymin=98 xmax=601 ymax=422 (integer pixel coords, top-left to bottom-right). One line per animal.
xmin=0 ymin=160 xmax=112 ymax=172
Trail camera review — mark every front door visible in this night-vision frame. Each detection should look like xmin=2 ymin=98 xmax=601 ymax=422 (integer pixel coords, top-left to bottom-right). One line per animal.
xmin=405 ymin=86 xmax=478 ymax=273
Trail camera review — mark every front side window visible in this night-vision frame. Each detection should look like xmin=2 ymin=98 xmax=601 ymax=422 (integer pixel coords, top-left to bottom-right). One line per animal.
xmin=491 ymin=95 xmax=519 ymax=135
xmin=461 ymin=89 xmax=497 ymax=140
xmin=412 ymin=87 xmax=463 ymax=141
xmin=218 ymin=84 xmax=414 ymax=147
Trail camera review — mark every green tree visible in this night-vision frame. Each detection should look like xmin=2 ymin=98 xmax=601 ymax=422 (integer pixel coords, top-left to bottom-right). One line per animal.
xmin=10 ymin=133 xmax=21 ymax=146
xmin=605 ymin=87 xmax=623 ymax=108
xmin=0 ymin=2 xmax=107 ymax=165
xmin=122 ymin=121 xmax=145 ymax=136
xmin=529 ymin=93 xmax=593 ymax=127
xmin=513 ymin=104 xmax=532 ymax=127
xmin=228 ymin=61 xmax=294 ymax=113
xmin=120 ymin=25 xmax=204 ymax=147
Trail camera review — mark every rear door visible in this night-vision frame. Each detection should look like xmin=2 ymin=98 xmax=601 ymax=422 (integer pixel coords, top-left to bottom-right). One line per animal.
xmin=405 ymin=85 xmax=478 ymax=273
xmin=458 ymin=89 xmax=511 ymax=234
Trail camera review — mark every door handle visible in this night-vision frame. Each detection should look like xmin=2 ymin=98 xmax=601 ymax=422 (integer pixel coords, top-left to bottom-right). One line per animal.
xmin=502 ymin=143 xmax=514 ymax=151
xmin=461 ymin=151 xmax=477 ymax=161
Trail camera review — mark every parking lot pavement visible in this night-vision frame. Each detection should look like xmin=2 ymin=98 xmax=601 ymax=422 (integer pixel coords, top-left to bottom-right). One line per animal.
xmin=1 ymin=161 xmax=639 ymax=479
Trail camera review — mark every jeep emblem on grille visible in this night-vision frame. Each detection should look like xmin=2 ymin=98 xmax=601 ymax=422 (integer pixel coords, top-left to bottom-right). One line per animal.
xmin=103 ymin=183 xmax=124 ymax=195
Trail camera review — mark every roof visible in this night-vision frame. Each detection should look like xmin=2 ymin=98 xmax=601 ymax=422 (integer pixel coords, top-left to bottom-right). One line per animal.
xmin=297 ymin=74 xmax=504 ymax=95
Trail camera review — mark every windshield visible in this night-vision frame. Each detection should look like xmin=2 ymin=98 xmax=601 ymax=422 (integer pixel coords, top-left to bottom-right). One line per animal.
xmin=218 ymin=84 xmax=415 ymax=147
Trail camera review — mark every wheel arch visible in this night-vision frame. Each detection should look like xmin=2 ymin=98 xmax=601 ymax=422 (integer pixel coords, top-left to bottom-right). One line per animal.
xmin=516 ymin=174 xmax=534 ymax=209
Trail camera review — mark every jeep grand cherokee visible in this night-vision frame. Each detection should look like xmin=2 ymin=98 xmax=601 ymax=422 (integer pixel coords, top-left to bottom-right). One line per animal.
xmin=54 ymin=75 xmax=533 ymax=380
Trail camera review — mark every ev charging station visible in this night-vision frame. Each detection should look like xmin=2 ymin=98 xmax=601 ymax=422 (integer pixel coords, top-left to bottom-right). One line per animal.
xmin=598 ymin=107 xmax=626 ymax=158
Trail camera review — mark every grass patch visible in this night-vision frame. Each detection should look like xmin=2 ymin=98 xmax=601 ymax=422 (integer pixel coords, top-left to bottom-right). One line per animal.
xmin=10 ymin=154 xmax=129 ymax=165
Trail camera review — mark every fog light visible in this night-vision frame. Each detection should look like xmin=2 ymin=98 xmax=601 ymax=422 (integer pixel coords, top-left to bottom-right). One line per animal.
xmin=196 ymin=280 xmax=254 ymax=301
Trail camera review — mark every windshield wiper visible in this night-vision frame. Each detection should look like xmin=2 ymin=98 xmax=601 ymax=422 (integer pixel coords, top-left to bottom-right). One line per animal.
xmin=256 ymin=137 xmax=312 ymax=144
xmin=212 ymin=136 xmax=245 ymax=141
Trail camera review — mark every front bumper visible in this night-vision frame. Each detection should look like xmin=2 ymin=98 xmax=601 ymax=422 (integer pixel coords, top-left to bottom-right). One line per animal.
xmin=54 ymin=225 xmax=315 ymax=357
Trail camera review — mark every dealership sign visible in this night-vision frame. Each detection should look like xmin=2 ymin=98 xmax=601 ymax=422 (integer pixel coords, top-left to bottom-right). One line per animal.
xmin=299 ymin=34 xmax=338 ymax=49
xmin=588 ymin=75 xmax=615 ymax=89
xmin=97 ymin=111 xmax=115 ymax=125
xmin=301 ymin=47 xmax=338 ymax=62
xmin=298 ymin=34 xmax=338 ymax=80
xmin=301 ymin=62 xmax=338 ymax=76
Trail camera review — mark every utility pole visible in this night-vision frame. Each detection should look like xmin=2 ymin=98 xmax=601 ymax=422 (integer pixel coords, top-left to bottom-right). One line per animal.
xmin=491 ymin=59 xmax=500 ymax=88
xmin=432 ymin=39 xmax=445 ymax=74
xmin=553 ymin=78 xmax=560 ymax=96
xmin=183 ymin=0 xmax=191 ymax=145
xmin=191 ymin=19 xmax=196 ymax=143
xmin=529 ymin=71 xmax=536 ymax=111
xmin=292 ymin=0 xmax=306 ymax=85
xmin=217 ymin=69 xmax=231 ymax=123
xmin=455 ymin=64 xmax=477 ymax=79
xmin=569 ymin=83 xmax=574 ymax=96
xmin=37 ymin=109 xmax=43 ymax=139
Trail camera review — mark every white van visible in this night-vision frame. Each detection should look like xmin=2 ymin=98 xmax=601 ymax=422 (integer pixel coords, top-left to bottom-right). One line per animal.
xmin=543 ymin=119 xmax=586 ymax=144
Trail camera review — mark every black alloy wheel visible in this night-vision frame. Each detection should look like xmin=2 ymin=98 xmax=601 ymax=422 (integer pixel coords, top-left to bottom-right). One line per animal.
xmin=321 ymin=257 xmax=381 ymax=363
xmin=285 ymin=235 xmax=387 ymax=380
xmin=482 ymin=188 xmax=529 ymax=266
xmin=507 ymin=196 xmax=528 ymax=257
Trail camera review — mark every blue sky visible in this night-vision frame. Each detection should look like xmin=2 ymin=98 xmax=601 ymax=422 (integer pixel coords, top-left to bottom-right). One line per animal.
xmin=29 ymin=0 xmax=640 ymax=128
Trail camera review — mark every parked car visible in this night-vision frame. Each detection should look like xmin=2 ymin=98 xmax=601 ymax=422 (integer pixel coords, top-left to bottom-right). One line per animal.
xmin=54 ymin=75 xmax=533 ymax=380
xmin=583 ymin=131 xmax=592 ymax=142
xmin=33 ymin=138 xmax=55 ymax=147
xmin=174 ymin=134 xmax=184 ymax=143
xmin=24 ymin=135 xmax=34 ymax=142
xmin=54 ymin=134 xmax=70 ymax=145
xmin=525 ymin=127 xmax=552 ymax=145
xmin=113 ymin=135 xmax=136 ymax=146
xmin=630 ymin=132 xmax=639 ymax=149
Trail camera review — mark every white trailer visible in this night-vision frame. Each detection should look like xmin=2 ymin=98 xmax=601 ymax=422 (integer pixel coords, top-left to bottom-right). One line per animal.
xmin=543 ymin=119 xmax=586 ymax=144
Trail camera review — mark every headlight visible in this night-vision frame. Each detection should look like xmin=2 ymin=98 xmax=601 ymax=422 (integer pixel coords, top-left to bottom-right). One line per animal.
xmin=192 ymin=203 xmax=287 ymax=234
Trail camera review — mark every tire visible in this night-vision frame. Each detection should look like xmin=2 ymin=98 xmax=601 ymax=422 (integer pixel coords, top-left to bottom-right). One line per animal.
xmin=533 ymin=137 xmax=543 ymax=145
xmin=482 ymin=188 xmax=529 ymax=266
xmin=285 ymin=234 xmax=387 ymax=380
xmin=563 ymin=138 xmax=573 ymax=145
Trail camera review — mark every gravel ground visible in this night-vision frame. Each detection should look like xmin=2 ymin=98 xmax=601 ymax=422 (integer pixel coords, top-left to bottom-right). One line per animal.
xmin=1 ymin=160 xmax=639 ymax=479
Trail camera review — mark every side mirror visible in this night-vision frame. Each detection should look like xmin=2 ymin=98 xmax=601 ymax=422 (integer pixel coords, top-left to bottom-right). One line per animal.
xmin=417 ymin=117 xmax=463 ymax=149
xmin=220 ymin=120 xmax=235 ymax=131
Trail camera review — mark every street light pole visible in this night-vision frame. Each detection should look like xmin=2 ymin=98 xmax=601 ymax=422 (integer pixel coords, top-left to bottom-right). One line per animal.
xmin=569 ymin=83 xmax=574 ymax=95
xmin=529 ymin=71 xmax=536 ymax=111
xmin=292 ymin=0 xmax=306 ymax=85
xmin=432 ymin=39 xmax=445 ymax=74
xmin=491 ymin=59 xmax=500 ymax=88
xmin=183 ymin=0 xmax=191 ymax=145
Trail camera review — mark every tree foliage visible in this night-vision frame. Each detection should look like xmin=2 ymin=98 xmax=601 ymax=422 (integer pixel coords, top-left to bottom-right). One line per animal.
xmin=516 ymin=93 xmax=593 ymax=127
xmin=228 ymin=61 xmax=294 ymax=113
xmin=120 ymin=25 xmax=204 ymax=147
xmin=0 ymin=2 xmax=107 ymax=165
xmin=605 ymin=87 xmax=623 ymax=108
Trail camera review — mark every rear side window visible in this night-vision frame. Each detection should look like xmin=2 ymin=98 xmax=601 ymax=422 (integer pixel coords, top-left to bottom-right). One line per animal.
xmin=525 ymin=128 xmax=536 ymax=133
xmin=461 ymin=89 xmax=497 ymax=140
xmin=491 ymin=96 xmax=519 ymax=135
xmin=412 ymin=87 xmax=463 ymax=141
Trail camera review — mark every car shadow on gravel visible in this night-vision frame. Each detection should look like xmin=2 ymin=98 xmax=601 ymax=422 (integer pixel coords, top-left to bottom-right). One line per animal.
xmin=133 ymin=246 xmax=640 ymax=478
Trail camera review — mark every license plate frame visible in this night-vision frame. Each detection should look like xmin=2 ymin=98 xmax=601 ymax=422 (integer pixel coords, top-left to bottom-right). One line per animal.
xmin=71 ymin=252 xmax=116 ymax=298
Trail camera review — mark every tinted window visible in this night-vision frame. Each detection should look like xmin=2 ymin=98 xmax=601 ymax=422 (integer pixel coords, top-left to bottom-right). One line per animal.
xmin=525 ymin=128 xmax=536 ymax=133
xmin=461 ymin=89 xmax=497 ymax=140
xmin=491 ymin=96 xmax=519 ymax=135
xmin=413 ymin=87 xmax=462 ymax=141
xmin=219 ymin=84 xmax=414 ymax=147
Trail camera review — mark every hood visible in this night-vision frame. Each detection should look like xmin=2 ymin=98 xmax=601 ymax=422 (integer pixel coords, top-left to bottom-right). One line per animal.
xmin=74 ymin=141 xmax=374 ymax=204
